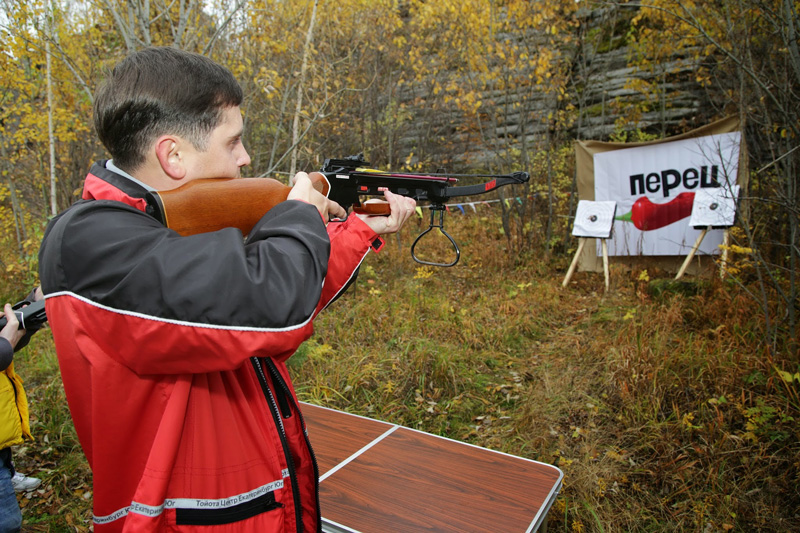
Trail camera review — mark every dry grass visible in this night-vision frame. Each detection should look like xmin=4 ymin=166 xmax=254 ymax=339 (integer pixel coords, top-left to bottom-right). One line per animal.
xmin=7 ymin=213 xmax=800 ymax=532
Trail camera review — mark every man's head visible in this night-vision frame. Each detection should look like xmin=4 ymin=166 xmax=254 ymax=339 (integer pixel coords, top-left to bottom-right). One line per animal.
xmin=94 ymin=47 xmax=249 ymax=182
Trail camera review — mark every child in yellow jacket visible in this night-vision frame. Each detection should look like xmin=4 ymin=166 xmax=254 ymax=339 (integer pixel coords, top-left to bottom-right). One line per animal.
xmin=0 ymin=303 xmax=35 ymax=532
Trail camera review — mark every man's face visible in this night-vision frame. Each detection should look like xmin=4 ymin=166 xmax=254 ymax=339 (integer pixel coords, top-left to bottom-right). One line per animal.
xmin=183 ymin=105 xmax=251 ymax=181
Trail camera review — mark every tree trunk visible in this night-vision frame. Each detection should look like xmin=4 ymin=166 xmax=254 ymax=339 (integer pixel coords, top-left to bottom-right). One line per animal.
xmin=290 ymin=0 xmax=319 ymax=176
xmin=46 ymin=0 xmax=57 ymax=216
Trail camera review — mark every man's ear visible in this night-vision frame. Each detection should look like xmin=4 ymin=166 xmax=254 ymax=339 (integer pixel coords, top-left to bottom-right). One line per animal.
xmin=154 ymin=135 xmax=186 ymax=181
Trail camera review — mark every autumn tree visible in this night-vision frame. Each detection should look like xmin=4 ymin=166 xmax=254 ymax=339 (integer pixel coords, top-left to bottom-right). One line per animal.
xmin=0 ymin=0 xmax=102 ymax=291
xmin=217 ymin=0 xmax=405 ymax=179
xmin=389 ymin=0 xmax=580 ymax=258
xmin=627 ymin=0 xmax=800 ymax=351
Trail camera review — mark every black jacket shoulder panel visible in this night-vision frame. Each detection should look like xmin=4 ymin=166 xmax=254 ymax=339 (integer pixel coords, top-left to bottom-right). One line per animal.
xmin=39 ymin=192 xmax=331 ymax=329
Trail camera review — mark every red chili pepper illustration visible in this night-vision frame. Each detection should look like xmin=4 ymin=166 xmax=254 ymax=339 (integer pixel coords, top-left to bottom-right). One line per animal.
xmin=616 ymin=192 xmax=695 ymax=231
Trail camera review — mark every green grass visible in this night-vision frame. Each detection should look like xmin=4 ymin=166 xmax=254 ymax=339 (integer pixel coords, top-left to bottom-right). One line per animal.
xmin=10 ymin=214 xmax=800 ymax=532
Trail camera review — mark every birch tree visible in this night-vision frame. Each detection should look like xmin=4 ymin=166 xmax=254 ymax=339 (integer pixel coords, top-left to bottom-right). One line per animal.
xmin=45 ymin=0 xmax=56 ymax=215
xmin=290 ymin=0 xmax=319 ymax=177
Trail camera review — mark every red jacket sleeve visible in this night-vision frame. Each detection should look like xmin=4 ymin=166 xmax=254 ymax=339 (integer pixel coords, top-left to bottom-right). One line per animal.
xmin=315 ymin=215 xmax=383 ymax=314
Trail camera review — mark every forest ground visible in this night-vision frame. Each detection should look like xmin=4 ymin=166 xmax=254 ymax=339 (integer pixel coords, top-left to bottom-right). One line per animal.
xmin=11 ymin=213 xmax=799 ymax=532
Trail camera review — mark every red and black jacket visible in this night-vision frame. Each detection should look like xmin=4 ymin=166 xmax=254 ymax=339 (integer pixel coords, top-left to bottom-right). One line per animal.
xmin=38 ymin=161 xmax=382 ymax=532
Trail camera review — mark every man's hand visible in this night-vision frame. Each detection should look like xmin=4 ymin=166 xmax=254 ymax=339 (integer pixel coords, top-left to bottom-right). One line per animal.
xmin=288 ymin=172 xmax=347 ymax=222
xmin=356 ymin=189 xmax=417 ymax=235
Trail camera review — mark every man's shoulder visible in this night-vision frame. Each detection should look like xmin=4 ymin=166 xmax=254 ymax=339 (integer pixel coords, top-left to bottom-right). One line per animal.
xmin=41 ymin=197 xmax=158 ymax=256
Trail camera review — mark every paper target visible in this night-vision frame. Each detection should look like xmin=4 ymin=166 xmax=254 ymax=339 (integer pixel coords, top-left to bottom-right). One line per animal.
xmin=688 ymin=186 xmax=739 ymax=228
xmin=572 ymin=200 xmax=617 ymax=238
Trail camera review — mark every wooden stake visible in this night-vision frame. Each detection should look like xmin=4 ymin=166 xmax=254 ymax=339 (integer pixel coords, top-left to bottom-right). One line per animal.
xmin=562 ymin=238 xmax=586 ymax=288
xmin=602 ymin=239 xmax=610 ymax=291
xmin=676 ymin=226 xmax=710 ymax=280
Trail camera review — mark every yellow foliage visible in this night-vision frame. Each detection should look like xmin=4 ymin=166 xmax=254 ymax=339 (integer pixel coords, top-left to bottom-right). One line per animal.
xmin=728 ymin=245 xmax=753 ymax=255
xmin=414 ymin=266 xmax=434 ymax=280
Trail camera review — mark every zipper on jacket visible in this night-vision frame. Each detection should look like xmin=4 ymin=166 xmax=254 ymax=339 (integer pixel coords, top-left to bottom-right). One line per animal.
xmin=251 ymin=357 xmax=304 ymax=533
xmin=266 ymin=360 xmax=293 ymax=419
xmin=263 ymin=358 xmax=323 ymax=533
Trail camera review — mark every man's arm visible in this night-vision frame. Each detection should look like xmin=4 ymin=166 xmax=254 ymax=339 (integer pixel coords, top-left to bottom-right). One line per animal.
xmin=316 ymin=190 xmax=417 ymax=313
xmin=40 ymin=198 xmax=332 ymax=374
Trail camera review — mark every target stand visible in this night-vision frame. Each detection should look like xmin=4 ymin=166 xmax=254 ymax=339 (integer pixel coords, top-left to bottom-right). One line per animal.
xmin=563 ymin=201 xmax=617 ymax=291
xmin=675 ymin=186 xmax=739 ymax=280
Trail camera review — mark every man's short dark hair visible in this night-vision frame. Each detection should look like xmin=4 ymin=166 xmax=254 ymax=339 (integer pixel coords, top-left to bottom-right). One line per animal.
xmin=93 ymin=47 xmax=244 ymax=171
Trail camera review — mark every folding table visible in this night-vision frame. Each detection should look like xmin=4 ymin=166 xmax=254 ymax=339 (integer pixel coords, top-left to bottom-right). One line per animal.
xmin=302 ymin=402 xmax=563 ymax=532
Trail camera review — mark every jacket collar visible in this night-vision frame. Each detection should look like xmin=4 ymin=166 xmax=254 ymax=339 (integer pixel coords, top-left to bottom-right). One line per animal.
xmin=81 ymin=161 xmax=150 ymax=213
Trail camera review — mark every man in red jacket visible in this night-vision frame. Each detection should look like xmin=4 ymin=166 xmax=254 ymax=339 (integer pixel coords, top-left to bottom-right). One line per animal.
xmin=38 ymin=46 xmax=414 ymax=532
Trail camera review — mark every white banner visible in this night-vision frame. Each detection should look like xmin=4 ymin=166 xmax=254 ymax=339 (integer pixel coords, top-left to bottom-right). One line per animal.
xmin=594 ymin=132 xmax=741 ymax=256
